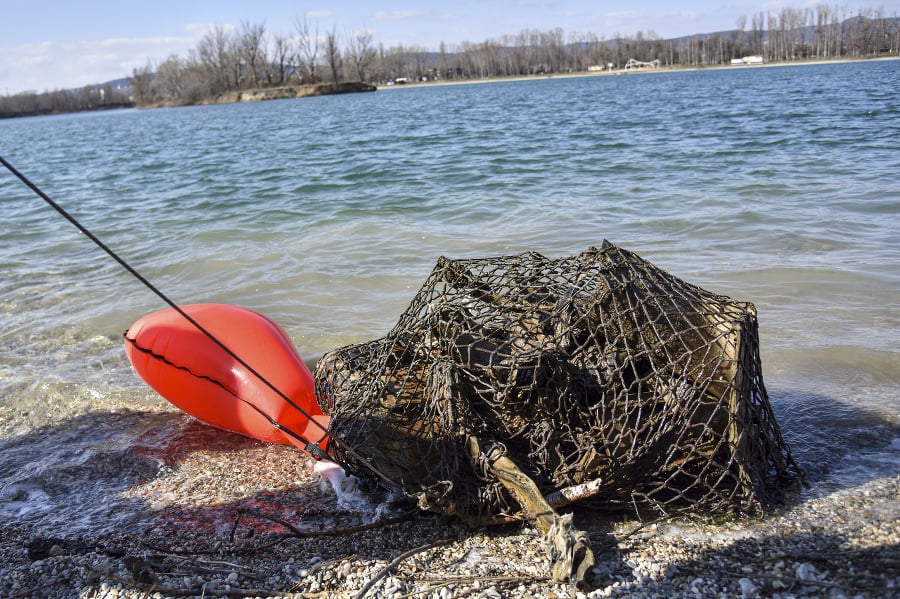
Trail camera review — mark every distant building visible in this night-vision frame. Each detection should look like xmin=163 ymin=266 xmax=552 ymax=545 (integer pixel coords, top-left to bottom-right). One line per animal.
xmin=624 ymin=59 xmax=659 ymax=70
xmin=733 ymin=56 xmax=764 ymax=65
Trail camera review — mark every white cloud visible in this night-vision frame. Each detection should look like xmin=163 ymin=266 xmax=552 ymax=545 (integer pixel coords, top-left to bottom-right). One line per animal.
xmin=375 ymin=10 xmax=428 ymax=21
xmin=183 ymin=23 xmax=235 ymax=36
xmin=602 ymin=10 xmax=701 ymax=37
xmin=0 ymin=33 xmax=202 ymax=95
xmin=761 ymin=0 xmax=816 ymax=9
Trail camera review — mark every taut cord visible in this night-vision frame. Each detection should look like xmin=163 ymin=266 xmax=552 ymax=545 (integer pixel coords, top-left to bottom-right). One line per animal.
xmin=0 ymin=154 xmax=330 ymax=457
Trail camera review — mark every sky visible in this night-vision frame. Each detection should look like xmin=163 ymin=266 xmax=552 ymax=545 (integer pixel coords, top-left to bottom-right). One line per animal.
xmin=2 ymin=1 xmax=897 ymax=94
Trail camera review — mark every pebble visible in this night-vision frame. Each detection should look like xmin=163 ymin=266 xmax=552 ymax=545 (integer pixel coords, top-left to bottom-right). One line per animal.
xmin=795 ymin=562 xmax=819 ymax=581
xmin=738 ymin=577 xmax=758 ymax=597
xmin=1 ymin=469 xmax=895 ymax=599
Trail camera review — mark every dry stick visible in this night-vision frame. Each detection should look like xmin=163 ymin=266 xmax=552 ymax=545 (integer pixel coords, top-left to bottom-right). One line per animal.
xmin=141 ymin=540 xmax=237 ymax=556
xmin=618 ymin=512 xmax=687 ymax=540
xmin=229 ymin=508 xmax=245 ymax=543
xmin=238 ymin=506 xmax=418 ymax=538
xmin=140 ymin=509 xmax=418 ymax=557
xmin=157 ymin=559 xmax=263 ymax=581
xmin=354 ymin=539 xmax=455 ymax=599
xmin=307 ymin=553 xmax=359 ymax=576
xmin=394 ymin=575 xmax=545 ymax=599
xmin=543 ymin=477 xmax=606 ymax=506
xmin=475 ymin=477 xmax=611 ymax=527
xmin=289 ymin=554 xmax=359 ymax=593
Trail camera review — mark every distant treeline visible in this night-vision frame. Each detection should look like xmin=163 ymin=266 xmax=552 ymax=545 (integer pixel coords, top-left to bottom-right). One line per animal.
xmin=0 ymin=83 xmax=133 ymax=119
xmin=2 ymin=3 xmax=897 ymax=118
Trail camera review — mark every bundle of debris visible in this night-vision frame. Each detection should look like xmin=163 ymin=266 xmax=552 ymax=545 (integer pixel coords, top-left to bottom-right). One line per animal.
xmin=315 ymin=241 xmax=802 ymax=584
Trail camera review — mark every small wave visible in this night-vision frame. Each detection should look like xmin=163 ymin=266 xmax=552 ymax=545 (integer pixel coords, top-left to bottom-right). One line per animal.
xmin=0 ymin=483 xmax=52 ymax=518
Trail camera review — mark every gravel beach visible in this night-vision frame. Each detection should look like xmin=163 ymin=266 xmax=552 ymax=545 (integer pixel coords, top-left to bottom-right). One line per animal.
xmin=0 ymin=405 xmax=896 ymax=599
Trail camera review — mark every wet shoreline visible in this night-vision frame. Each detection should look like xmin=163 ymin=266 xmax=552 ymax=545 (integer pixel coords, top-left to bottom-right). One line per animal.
xmin=0 ymin=405 xmax=897 ymax=598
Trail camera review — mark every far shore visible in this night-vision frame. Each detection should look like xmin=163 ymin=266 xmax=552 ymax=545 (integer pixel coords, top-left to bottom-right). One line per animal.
xmin=133 ymin=54 xmax=900 ymax=111
xmin=177 ymin=54 xmax=900 ymax=109
xmin=5 ymin=55 xmax=895 ymax=118
xmin=373 ymin=54 xmax=900 ymax=92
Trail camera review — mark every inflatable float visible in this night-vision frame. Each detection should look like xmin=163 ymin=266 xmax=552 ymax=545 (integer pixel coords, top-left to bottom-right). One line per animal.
xmin=124 ymin=304 xmax=329 ymax=457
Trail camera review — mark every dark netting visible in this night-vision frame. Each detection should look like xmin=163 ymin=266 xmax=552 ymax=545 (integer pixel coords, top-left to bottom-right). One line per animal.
xmin=314 ymin=241 xmax=801 ymax=580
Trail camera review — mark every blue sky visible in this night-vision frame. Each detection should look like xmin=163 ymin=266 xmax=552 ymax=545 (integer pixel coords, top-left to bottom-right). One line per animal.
xmin=2 ymin=1 xmax=897 ymax=94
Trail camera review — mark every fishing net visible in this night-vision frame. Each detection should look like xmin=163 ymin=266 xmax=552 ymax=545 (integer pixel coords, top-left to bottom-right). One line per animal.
xmin=315 ymin=241 xmax=801 ymax=532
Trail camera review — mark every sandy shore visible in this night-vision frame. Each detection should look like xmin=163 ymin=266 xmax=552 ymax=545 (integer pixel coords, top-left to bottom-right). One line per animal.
xmin=0 ymin=406 xmax=896 ymax=599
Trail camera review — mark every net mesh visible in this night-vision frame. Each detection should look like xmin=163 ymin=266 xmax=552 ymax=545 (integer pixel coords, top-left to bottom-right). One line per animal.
xmin=315 ymin=241 xmax=801 ymax=526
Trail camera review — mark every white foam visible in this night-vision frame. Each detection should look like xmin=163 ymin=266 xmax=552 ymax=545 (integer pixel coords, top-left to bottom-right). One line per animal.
xmin=313 ymin=460 xmax=376 ymax=514
xmin=0 ymin=483 xmax=52 ymax=518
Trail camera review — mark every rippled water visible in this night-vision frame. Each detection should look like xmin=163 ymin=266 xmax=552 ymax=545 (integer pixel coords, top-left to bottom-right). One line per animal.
xmin=1 ymin=60 xmax=898 ymax=533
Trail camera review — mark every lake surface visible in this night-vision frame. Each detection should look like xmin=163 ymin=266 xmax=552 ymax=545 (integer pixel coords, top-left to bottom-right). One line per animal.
xmin=1 ymin=60 xmax=898 ymax=533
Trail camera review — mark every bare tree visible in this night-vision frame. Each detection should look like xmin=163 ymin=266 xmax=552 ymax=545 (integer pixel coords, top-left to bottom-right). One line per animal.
xmin=130 ymin=61 xmax=155 ymax=105
xmin=543 ymin=28 xmax=568 ymax=72
xmin=295 ymin=16 xmax=320 ymax=83
xmin=237 ymin=21 xmax=268 ymax=88
xmin=568 ymin=30 xmax=591 ymax=72
xmin=814 ymin=4 xmax=829 ymax=57
xmin=889 ymin=9 xmax=900 ymax=53
xmin=382 ymin=43 xmax=403 ymax=80
xmin=372 ymin=43 xmax=388 ymax=82
xmin=153 ymin=55 xmax=187 ymax=103
xmin=271 ymin=32 xmax=295 ymax=85
xmin=780 ymin=8 xmax=806 ymax=59
xmin=733 ymin=16 xmax=747 ymax=58
xmin=749 ymin=11 xmax=765 ymax=57
xmin=508 ymin=31 xmax=529 ymax=75
xmin=853 ymin=7 xmax=882 ymax=56
xmin=324 ymin=26 xmax=343 ymax=83
xmin=193 ymin=24 xmax=236 ymax=95
xmin=438 ymin=40 xmax=451 ymax=79
xmin=346 ymin=29 xmax=377 ymax=81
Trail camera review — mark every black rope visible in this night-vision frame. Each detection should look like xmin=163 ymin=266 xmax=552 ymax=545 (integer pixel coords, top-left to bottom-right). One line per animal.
xmin=0 ymin=154 xmax=330 ymax=454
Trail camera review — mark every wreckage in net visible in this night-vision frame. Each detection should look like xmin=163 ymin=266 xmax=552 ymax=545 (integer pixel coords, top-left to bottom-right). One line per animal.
xmin=315 ymin=241 xmax=801 ymax=581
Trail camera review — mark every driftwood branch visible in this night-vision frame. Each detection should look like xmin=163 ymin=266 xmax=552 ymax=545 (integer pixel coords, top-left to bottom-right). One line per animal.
xmin=354 ymin=538 xmax=455 ymax=599
xmin=237 ymin=506 xmax=418 ymax=537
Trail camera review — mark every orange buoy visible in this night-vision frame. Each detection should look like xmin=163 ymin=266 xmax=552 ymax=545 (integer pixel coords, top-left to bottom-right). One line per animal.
xmin=124 ymin=304 xmax=329 ymax=457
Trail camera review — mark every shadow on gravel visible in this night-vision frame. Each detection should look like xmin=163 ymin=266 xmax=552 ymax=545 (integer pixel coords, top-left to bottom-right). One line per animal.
xmin=1 ymin=389 xmax=897 ymax=597
xmin=583 ymin=523 xmax=898 ymax=597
